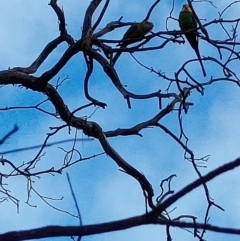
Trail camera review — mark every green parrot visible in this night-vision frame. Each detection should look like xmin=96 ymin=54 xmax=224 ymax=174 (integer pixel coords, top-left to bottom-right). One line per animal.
xmin=179 ymin=4 xmax=206 ymax=77
xmin=112 ymin=21 xmax=154 ymax=65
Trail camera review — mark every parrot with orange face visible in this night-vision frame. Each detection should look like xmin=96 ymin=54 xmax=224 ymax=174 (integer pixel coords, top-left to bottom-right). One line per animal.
xmin=179 ymin=4 xmax=206 ymax=77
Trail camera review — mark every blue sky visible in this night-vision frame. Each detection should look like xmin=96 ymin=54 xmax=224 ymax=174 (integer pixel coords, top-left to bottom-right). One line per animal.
xmin=1 ymin=0 xmax=240 ymax=240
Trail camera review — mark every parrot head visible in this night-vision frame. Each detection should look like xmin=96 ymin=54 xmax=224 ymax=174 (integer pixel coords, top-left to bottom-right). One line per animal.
xmin=145 ymin=21 xmax=154 ymax=31
xmin=182 ymin=4 xmax=192 ymax=12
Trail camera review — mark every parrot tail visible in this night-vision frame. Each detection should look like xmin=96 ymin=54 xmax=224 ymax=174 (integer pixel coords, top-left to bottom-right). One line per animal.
xmin=185 ymin=33 xmax=207 ymax=77
xmin=194 ymin=48 xmax=206 ymax=77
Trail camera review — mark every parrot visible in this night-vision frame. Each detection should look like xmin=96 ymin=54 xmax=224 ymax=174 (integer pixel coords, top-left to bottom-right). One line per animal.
xmin=112 ymin=21 xmax=154 ymax=65
xmin=179 ymin=4 xmax=206 ymax=77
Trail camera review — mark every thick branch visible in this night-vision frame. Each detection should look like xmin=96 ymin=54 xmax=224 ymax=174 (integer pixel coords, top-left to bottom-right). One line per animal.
xmin=81 ymin=0 xmax=102 ymax=38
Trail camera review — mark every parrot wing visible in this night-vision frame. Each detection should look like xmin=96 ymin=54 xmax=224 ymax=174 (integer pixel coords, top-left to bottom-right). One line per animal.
xmin=179 ymin=12 xmax=184 ymax=29
xmin=113 ymin=21 xmax=153 ymax=65
xmin=191 ymin=13 xmax=197 ymax=29
xmin=119 ymin=22 xmax=153 ymax=47
xmin=119 ymin=24 xmax=138 ymax=48
xmin=121 ymin=24 xmax=139 ymax=43
xmin=179 ymin=11 xmax=198 ymax=49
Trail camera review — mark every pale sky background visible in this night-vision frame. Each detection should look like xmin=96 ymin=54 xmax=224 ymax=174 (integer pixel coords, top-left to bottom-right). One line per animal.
xmin=0 ymin=0 xmax=240 ymax=241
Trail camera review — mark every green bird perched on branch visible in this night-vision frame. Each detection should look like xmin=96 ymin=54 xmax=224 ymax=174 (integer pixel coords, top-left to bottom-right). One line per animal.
xmin=112 ymin=21 xmax=154 ymax=65
xmin=179 ymin=4 xmax=206 ymax=77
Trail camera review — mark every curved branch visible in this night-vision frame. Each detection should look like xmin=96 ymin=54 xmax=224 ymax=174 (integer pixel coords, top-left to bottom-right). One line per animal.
xmin=81 ymin=0 xmax=102 ymax=38
xmin=151 ymin=158 xmax=240 ymax=217
xmin=104 ymin=96 xmax=184 ymax=137
xmin=97 ymin=126 xmax=155 ymax=209
xmin=49 ymin=0 xmax=68 ymax=35
xmin=90 ymin=49 xmax=178 ymax=108
xmin=83 ymin=53 xmax=107 ymax=108
xmin=11 ymin=35 xmax=74 ymax=74
xmin=144 ymin=0 xmax=162 ymax=21
xmin=0 ymin=125 xmax=18 ymax=145
xmin=92 ymin=0 xmax=110 ymax=31
xmin=38 ymin=40 xmax=83 ymax=85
